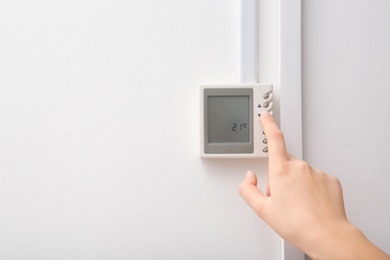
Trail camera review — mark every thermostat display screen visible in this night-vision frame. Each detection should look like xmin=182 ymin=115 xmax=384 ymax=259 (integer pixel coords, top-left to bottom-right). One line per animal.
xmin=203 ymin=88 xmax=254 ymax=154
xmin=207 ymin=96 xmax=250 ymax=143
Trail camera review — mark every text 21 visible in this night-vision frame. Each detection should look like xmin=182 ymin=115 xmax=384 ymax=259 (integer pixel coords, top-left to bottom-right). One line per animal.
xmin=232 ymin=123 xmax=248 ymax=131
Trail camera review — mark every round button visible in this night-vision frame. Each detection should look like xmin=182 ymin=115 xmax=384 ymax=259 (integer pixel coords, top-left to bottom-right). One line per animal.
xmin=263 ymin=102 xmax=269 ymax=108
xmin=263 ymin=147 xmax=268 ymax=153
xmin=263 ymin=93 xmax=269 ymax=99
xmin=263 ymin=138 xmax=267 ymax=144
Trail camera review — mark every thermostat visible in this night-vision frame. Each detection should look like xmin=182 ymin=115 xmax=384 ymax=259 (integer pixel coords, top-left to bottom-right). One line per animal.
xmin=200 ymin=84 xmax=273 ymax=158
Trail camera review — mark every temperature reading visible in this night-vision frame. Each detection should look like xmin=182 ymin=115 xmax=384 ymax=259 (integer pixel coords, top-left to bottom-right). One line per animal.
xmin=232 ymin=123 xmax=248 ymax=131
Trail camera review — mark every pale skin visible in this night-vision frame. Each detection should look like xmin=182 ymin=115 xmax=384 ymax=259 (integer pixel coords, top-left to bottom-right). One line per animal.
xmin=239 ymin=112 xmax=390 ymax=260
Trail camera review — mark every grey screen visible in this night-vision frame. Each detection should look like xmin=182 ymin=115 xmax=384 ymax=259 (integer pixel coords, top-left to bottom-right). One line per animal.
xmin=207 ymin=96 xmax=250 ymax=143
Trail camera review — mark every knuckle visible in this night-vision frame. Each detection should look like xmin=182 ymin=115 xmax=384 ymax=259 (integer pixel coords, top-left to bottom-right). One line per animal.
xmin=269 ymin=129 xmax=285 ymax=141
xmin=295 ymin=160 xmax=311 ymax=173
xmin=328 ymin=175 xmax=341 ymax=186
xmin=315 ymin=169 xmax=326 ymax=177
xmin=327 ymin=175 xmax=343 ymax=194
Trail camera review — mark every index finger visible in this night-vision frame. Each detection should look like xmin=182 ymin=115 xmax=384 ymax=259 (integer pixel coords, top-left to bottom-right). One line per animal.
xmin=261 ymin=112 xmax=288 ymax=163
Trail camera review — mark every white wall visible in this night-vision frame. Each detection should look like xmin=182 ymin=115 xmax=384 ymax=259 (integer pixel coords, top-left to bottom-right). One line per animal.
xmin=0 ymin=1 xmax=280 ymax=259
xmin=302 ymin=0 xmax=390 ymax=255
xmin=3 ymin=1 xmax=388 ymax=259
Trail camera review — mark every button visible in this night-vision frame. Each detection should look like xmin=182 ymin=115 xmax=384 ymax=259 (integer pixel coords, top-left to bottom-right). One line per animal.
xmin=263 ymin=102 xmax=269 ymax=108
xmin=263 ymin=147 xmax=268 ymax=153
xmin=263 ymin=93 xmax=269 ymax=99
xmin=258 ymin=114 xmax=261 ymax=117
xmin=257 ymin=104 xmax=261 ymax=108
xmin=263 ymin=138 xmax=267 ymax=144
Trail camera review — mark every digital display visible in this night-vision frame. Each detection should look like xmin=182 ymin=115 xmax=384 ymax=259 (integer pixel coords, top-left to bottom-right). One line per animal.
xmin=207 ymin=96 xmax=250 ymax=143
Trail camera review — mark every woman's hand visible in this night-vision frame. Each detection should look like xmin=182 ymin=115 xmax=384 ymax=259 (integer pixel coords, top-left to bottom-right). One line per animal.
xmin=239 ymin=112 xmax=389 ymax=259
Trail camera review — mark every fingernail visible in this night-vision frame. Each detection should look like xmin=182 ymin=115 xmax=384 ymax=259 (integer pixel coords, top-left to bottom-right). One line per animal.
xmin=262 ymin=111 xmax=270 ymax=117
xmin=246 ymin=171 xmax=253 ymax=178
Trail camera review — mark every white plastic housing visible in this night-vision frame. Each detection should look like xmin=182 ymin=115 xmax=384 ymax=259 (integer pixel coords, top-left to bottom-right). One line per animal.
xmin=200 ymin=84 xmax=273 ymax=158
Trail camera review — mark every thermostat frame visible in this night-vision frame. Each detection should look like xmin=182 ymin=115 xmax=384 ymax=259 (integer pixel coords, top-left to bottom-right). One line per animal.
xmin=200 ymin=84 xmax=273 ymax=158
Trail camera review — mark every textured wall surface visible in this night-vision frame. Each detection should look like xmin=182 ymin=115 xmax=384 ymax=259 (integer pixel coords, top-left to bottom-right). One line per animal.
xmin=0 ymin=1 xmax=279 ymax=259
xmin=302 ymin=0 xmax=390 ymax=255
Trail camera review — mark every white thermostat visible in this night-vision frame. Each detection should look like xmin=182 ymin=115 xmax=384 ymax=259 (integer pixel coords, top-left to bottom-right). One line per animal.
xmin=200 ymin=84 xmax=273 ymax=158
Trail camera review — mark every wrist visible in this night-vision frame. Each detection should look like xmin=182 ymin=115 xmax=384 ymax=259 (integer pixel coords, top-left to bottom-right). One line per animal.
xmin=314 ymin=221 xmax=361 ymax=259
xmin=308 ymin=221 xmax=388 ymax=260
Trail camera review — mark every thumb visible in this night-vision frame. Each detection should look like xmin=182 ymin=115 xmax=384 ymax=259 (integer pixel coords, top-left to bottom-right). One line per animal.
xmin=239 ymin=171 xmax=267 ymax=216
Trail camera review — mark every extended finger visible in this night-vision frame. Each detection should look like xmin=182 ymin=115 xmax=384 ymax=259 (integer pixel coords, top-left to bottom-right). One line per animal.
xmin=261 ymin=112 xmax=288 ymax=164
